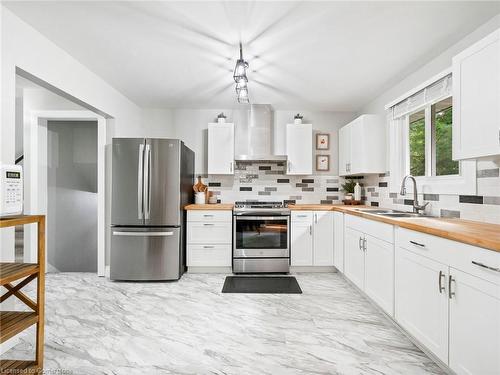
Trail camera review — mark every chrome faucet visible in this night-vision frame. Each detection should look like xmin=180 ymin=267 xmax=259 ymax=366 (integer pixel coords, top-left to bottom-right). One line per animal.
xmin=400 ymin=175 xmax=429 ymax=214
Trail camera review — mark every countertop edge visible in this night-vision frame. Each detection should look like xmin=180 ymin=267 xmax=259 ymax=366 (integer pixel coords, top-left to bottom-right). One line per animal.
xmin=184 ymin=204 xmax=234 ymax=211
xmin=289 ymin=204 xmax=500 ymax=253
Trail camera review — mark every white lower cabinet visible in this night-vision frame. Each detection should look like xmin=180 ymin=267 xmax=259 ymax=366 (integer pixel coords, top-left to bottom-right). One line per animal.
xmin=333 ymin=212 xmax=344 ymax=272
xmin=364 ymin=234 xmax=394 ymax=315
xmin=448 ymin=268 xmax=500 ymax=375
xmin=344 ymin=217 xmax=394 ymax=316
xmin=395 ymin=247 xmax=449 ymax=363
xmin=186 ymin=210 xmax=232 ymax=269
xmin=290 ymin=220 xmax=313 ymax=266
xmin=291 ymin=211 xmax=334 ymax=267
xmin=313 ymin=211 xmax=334 ymax=266
xmin=344 ymin=227 xmax=365 ymax=289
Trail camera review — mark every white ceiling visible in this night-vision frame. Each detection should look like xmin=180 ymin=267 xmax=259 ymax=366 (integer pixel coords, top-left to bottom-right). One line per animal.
xmin=4 ymin=1 xmax=500 ymax=111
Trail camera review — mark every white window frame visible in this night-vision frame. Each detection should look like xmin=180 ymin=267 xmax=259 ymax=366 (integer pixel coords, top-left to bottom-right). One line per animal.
xmin=387 ymin=69 xmax=476 ymax=195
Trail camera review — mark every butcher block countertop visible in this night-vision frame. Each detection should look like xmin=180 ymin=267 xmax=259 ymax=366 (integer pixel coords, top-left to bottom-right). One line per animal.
xmin=185 ymin=204 xmax=234 ymax=210
xmin=289 ymin=204 xmax=500 ymax=253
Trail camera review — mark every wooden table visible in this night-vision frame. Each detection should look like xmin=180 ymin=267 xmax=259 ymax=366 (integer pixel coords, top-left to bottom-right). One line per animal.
xmin=0 ymin=215 xmax=45 ymax=373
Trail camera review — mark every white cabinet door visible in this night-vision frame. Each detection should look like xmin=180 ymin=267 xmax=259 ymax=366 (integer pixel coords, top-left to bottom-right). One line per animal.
xmin=208 ymin=123 xmax=234 ymax=174
xmin=312 ymin=211 xmax=334 ymax=266
xmin=453 ymin=29 xmax=500 ymax=159
xmin=338 ymin=125 xmax=351 ymax=176
xmin=449 ymin=268 xmax=500 ymax=375
xmin=333 ymin=212 xmax=344 ymax=272
xmin=286 ymin=124 xmax=312 ymax=175
xmin=365 ymin=234 xmax=394 ymax=316
xmin=344 ymin=227 xmax=365 ymax=290
xmin=395 ymin=247 xmax=449 ymax=363
xmin=291 ymin=220 xmax=313 ymax=266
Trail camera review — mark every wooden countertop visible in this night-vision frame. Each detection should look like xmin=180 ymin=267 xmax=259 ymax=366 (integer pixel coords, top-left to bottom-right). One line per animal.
xmin=184 ymin=204 xmax=234 ymax=211
xmin=289 ymin=204 xmax=500 ymax=253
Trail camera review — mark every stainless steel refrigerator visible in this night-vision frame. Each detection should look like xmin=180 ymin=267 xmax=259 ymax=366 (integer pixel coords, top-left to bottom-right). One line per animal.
xmin=110 ymin=138 xmax=194 ymax=281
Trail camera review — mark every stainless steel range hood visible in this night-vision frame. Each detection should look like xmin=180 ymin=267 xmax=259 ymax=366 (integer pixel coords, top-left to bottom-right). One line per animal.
xmin=234 ymin=104 xmax=287 ymax=162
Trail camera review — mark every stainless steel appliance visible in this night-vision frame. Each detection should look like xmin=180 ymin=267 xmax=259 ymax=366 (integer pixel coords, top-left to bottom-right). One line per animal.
xmin=233 ymin=201 xmax=290 ymax=273
xmin=110 ymin=138 xmax=194 ymax=281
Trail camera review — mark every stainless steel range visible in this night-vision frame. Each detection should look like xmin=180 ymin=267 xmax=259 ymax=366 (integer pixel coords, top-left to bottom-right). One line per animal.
xmin=233 ymin=201 xmax=290 ymax=274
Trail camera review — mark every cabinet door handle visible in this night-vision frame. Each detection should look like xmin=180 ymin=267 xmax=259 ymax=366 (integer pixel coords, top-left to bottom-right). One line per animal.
xmin=409 ymin=240 xmax=425 ymax=248
xmin=363 ymin=237 xmax=367 ymax=252
xmin=230 ymin=162 xmax=233 ymax=173
xmin=314 ymin=213 xmax=317 ymax=223
xmin=288 ymin=161 xmax=291 ymax=172
xmin=438 ymin=270 xmax=445 ymax=293
xmin=358 ymin=237 xmax=363 ymax=250
xmin=471 ymin=261 xmax=500 ymax=273
xmin=448 ymin=275 xmax=455 ymax=299
xmin=309 ymin=225 xmax=312 ymax=235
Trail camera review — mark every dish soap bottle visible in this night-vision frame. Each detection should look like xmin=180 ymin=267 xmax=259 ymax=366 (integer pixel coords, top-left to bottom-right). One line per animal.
xmin=354 ymin=182 xmax=361 ymax=201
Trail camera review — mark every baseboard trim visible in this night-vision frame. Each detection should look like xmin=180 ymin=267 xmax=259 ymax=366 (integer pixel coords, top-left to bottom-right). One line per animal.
xmin=187 ymin=266 xmax=232 ymax=274
xmin=290 ymin=266 xmax=337 ymax=273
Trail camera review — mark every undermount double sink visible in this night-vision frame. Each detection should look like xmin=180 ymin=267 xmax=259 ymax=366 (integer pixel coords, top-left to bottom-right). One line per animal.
xmin=354 ymin=208 xmax=430 ymax=218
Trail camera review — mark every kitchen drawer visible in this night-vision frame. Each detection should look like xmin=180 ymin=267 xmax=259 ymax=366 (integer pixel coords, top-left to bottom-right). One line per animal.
xmin=291 ymin=211 xmax=313 ymax=223
xmin=187 ymin=210 xmax=232 ymax=222
xmin=187 ymin=244 xmax=231 ymax=267
xmin=187 ymin=222 xmax=232 ymax=244
xmin=345 ymin=214 xmax=394 ymax=243
xmin=397 ymin=227 xmax=500 ymax=285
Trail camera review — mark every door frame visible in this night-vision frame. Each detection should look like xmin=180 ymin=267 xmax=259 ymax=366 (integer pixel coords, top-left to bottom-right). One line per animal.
xmin=24 ymin=110 xmax=106 ymax=276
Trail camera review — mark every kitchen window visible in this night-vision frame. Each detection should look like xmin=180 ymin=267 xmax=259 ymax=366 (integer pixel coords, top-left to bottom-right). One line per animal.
xmin=407 ymin=96 xmax=459 ymax=178
xmin=386 ymin=70 xmax=476 ymax=195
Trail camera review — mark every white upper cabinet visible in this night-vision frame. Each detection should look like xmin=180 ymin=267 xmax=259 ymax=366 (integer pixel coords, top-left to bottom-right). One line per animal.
xmin=338 ymin=115 xmax=386 ymax=176
xmin=208 ymin=123 xmax=234 ymax=174
xmin=453 ymin=29 xmax=500 ymax=160
xmin=286 ymin=123 xmax=312 ymax=175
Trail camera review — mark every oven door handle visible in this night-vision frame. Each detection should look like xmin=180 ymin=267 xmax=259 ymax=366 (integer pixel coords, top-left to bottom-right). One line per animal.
xmin=234 ymin=216 xmax=290 ymax=221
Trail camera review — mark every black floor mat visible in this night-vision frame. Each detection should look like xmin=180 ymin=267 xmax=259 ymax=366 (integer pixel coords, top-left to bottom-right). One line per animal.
xmin=222 ymin=276 xmax=302 ymax=294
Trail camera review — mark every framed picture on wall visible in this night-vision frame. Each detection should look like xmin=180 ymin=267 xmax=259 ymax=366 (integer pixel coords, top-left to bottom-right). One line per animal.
xmin=316 ymin=155 xmax=330 ymax=171
xmin=316 ymin=133 xmax=330 ymax=150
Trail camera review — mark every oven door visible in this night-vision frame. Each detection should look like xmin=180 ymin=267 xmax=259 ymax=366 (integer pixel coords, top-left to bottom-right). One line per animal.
xmin=234 ymin=216 xmax=289 ymax=258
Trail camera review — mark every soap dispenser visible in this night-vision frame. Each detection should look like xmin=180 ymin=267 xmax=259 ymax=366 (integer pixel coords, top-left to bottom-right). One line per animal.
xmin=354 ymin=182 xmax=361 ymax=201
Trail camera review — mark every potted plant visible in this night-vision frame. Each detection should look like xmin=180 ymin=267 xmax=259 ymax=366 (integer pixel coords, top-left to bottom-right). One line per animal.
xmin=341 ymin=179 xmax=356 ymax=200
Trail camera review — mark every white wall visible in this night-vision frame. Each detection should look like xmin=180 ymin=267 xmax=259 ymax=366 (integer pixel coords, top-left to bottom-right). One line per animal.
xmin=141 ymin=108 xmax=356 ymax=176
xmin=359 ymin=14 xmax=500 ymax=117
xmin=0 ymin=7 xmax=141 ymax=262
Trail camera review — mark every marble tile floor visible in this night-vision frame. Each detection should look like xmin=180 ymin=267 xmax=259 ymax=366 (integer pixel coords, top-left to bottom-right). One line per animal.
xmin=5 ymin=272 xmax=444 ymax=375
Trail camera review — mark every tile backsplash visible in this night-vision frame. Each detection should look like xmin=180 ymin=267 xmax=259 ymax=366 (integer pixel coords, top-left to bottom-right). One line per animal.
xmin=204 ymin=161 xmax=342 ymax=205
xmin=203 ymin=160 xmax=500 ymax=224
xmin=359 ymin=159 xmax=500 ymax=224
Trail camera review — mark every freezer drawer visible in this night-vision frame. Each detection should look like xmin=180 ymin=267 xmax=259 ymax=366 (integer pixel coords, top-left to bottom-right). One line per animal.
xmin=110 ymin=227 xmax=181 ymax=281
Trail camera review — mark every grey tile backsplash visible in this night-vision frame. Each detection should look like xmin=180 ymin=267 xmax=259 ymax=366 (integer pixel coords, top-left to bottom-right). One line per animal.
xmin=204 ymin=159 xmax=500 ymax=224
xmin=205 ymin=161 xmax=342 ymax=205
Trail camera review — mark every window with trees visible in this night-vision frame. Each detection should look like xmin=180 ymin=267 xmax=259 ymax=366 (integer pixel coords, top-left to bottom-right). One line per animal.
xmin=407 ymin=96 xmax=459 ymax=178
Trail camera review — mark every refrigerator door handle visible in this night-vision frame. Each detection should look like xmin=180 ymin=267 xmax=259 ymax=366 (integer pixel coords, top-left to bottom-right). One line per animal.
xmin=144 ymin=143 xmax=151 ymax=220
xmin=113 ymin=231 xmax=174 ymax=237
xmin=137 ymin=143 xmax=145 ymax=220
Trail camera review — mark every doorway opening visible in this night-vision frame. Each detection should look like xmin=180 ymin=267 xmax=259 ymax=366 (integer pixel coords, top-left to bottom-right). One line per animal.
xmin=47 ymin=121 xmax=98 ymax=272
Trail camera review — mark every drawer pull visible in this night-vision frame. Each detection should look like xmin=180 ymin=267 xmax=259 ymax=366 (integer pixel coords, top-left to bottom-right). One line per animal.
xmin=203 ymin=214 xmax=214 ymax=217
xmin=438 ymin=270 xmax=445 ymax=294
xmin=409 ymin=240 xmax=425 ymax=248
xmin=471 ymin=261 xmax=500 ymax=273
xmin=297 ymin=215 xmax=308 ymax=218
xmin=203 ymin=246 xmax=215 ymax=249
xmin=203 ymin=223 xmax=215 ymax=226
xmin=448 ymin=275 xmax=455 ymax=299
